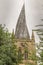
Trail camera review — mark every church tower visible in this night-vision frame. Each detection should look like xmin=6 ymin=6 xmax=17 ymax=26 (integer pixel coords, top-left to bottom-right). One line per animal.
xmin=15 ymin=3 xmax=37 ymax=65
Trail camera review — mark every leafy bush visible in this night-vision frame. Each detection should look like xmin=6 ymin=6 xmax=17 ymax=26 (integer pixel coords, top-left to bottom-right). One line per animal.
xmin=0 ymin=24 xmax=22 ymax=65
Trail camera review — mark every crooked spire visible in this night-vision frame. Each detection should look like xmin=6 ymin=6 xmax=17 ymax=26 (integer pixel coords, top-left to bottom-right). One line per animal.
xmin=15 ymin=4 xmax=30 ymax=39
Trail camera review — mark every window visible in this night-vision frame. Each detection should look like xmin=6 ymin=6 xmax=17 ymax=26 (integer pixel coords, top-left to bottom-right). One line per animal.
xmin=18 ymin=47 xmax=22 ymax=60
xmin=24 ymin=48 xmax=28 ymax=60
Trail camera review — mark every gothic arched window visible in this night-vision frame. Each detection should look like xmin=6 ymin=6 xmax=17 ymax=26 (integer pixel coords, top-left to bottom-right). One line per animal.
xmin=18 ymin=47 xmax=22 ymax=61
xmin=24 ymin=47 xmax=28 ymax=60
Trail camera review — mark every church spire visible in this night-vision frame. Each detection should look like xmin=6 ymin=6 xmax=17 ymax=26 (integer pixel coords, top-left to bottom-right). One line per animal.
xmin=31 ymin=31 xmax=35 ymax=42
xmin=15 ymin=4 xmax=30 ymax=39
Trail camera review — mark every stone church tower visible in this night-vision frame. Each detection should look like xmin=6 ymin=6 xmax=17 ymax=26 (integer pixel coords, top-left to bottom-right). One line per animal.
xmin=15 ymin=4 xmax=37 ymax=65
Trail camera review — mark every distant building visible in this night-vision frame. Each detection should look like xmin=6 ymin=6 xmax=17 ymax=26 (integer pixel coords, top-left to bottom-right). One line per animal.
xmin=15 ymin=4 xmax=37 ymax=65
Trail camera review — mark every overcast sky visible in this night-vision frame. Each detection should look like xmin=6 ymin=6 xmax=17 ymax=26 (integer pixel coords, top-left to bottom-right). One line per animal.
xmin=0 ymin=0 xmax=43 ymax=42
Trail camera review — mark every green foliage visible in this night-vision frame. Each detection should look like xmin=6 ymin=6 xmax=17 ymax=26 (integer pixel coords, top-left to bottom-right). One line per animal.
xmin=40 ymin=51 xmax=43 ymax=62
xmin=40 ymin=64 xmax=43 ymax=65
xmin=0 ymin=24 xmax=11 ymax=46
xmin=33 ymin=24 xmax=43 ymax=65
xmin=30 ymin=53 xmax=37 ymax=61
xmin=0 ymin=24 xmax=5 ymax=45
xmin=0 ymin=53 xmax=12 ymax=65
xmin=11 ymin=29 xmax=15 ymax=43
xmin=0 ymin=24 xmax=22 ymax=65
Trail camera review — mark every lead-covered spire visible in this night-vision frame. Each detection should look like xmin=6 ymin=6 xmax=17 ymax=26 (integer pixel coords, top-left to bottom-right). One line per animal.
xmin=15 ymin=4 xmax=30 ymax=39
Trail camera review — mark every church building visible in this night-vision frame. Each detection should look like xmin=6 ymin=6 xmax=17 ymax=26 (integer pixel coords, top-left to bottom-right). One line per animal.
xmin=14 ymin=4 xmax=37 ymax=65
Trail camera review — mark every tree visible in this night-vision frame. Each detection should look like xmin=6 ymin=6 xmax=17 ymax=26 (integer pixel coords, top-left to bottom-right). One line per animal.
xmin=0 ymin=24 xmax=11 ymax=46
xmin=0 ymin=24 xmax=5 ymax=45
xmin=11 ymin=29 xmax=15 ymax=43
xmin=33 ymin=24 xmax=43 ymax=65
xmin=0 ymin=24 xmax=19 ymax=65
